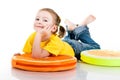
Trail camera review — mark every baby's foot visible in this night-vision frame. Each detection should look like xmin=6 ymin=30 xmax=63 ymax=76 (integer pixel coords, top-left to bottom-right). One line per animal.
xmin=64 ymin=19 xmax=77 ymax=31
xmin=80 ymin=15 xmax=96 ymax=26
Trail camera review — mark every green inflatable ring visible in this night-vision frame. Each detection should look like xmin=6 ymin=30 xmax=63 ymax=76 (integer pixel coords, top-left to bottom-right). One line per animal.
xmin=81 ymin=49 xmax=120 ymax=66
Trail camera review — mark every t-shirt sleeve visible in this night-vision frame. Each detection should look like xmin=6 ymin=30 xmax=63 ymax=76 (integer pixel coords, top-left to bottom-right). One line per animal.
xmin=43 ymin=38 xmax=62 ymax=56
xmin=22 ymin=33 xmax=35 ymax=53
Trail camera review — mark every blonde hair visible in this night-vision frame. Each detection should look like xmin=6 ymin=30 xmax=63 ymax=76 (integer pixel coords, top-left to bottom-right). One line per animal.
xmin=39 ymin=8 xmax=65 ymax=38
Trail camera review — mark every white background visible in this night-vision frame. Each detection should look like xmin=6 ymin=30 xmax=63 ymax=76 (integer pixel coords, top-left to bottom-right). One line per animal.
xmin=0 ymin=0 xmax=120 ymax=80
xmin=0 ymin=0 xmax=120 ymax=55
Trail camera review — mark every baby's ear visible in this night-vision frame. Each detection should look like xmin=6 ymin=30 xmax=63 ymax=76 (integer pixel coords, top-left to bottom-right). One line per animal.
xmin=51 ymin=25 xmax=57 ymax=33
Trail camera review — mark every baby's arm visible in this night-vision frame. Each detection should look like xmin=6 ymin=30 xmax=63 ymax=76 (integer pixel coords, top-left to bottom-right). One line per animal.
xmin=32 ymin=32 xmax=50 ymax=58
xmin=32 ymin=26 xmax=53 ymax=58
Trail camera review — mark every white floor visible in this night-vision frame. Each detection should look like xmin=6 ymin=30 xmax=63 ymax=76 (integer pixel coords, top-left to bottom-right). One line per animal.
xmin=1 ymin=52 xmax=120 ymax=80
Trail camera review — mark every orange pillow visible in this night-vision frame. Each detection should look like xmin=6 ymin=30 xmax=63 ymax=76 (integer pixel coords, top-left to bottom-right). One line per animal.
xmin=12 ymin=53 xmax=77 ymax=72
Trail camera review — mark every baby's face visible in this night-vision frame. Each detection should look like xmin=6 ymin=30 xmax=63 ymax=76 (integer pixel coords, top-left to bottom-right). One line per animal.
xmin=34 ymin=11 xmax=55 ymax=30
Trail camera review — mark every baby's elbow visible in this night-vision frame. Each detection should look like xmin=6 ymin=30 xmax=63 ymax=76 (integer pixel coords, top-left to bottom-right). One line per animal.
xmin=41 ymin=50 xmax=50 ymax=58
xmin=32 ymin=50 xmax=50 ymax=58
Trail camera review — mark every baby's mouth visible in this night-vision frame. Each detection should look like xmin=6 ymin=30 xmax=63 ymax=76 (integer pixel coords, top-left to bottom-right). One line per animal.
xmin=36 ymin=26 xmax=44 ymax=28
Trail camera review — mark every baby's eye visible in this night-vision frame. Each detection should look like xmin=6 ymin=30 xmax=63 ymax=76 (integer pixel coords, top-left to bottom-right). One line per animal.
xmin=43 ymin=19 xmax=48 ymax=22
xmin=35 ymin=18 xmax=39 ymax=21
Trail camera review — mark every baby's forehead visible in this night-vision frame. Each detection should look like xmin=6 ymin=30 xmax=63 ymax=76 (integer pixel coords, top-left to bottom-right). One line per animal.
xmin=36 ymin=11 xmax=53 ymax=19
xmin=38 ymin=11 xmax=51 ymax=15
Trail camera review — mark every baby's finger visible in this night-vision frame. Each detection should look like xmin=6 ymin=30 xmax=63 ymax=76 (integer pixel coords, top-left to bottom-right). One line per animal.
xmin=46 ymin=26 xmax=53 ymax=31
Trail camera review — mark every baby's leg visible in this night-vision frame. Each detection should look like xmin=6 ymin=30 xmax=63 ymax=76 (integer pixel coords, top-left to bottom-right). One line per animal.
xmin=72 ymin=25 xmax=100 ymax=49
xmin=79 ymin=15 xmax=96 ymax=26
xmin=64 ymin=15 xmax=96 ymax=31
xmin=64 ymin=19 xmax=77 ymax=31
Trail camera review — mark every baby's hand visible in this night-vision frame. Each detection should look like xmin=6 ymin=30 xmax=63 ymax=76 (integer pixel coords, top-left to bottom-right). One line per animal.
xmin=40 ymin=26 xmax=53 ymax=34
xmin=38 ymin=26 xmax=53 ymax=40
xmin=14 ymin=53 xmax=21 ymax=56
